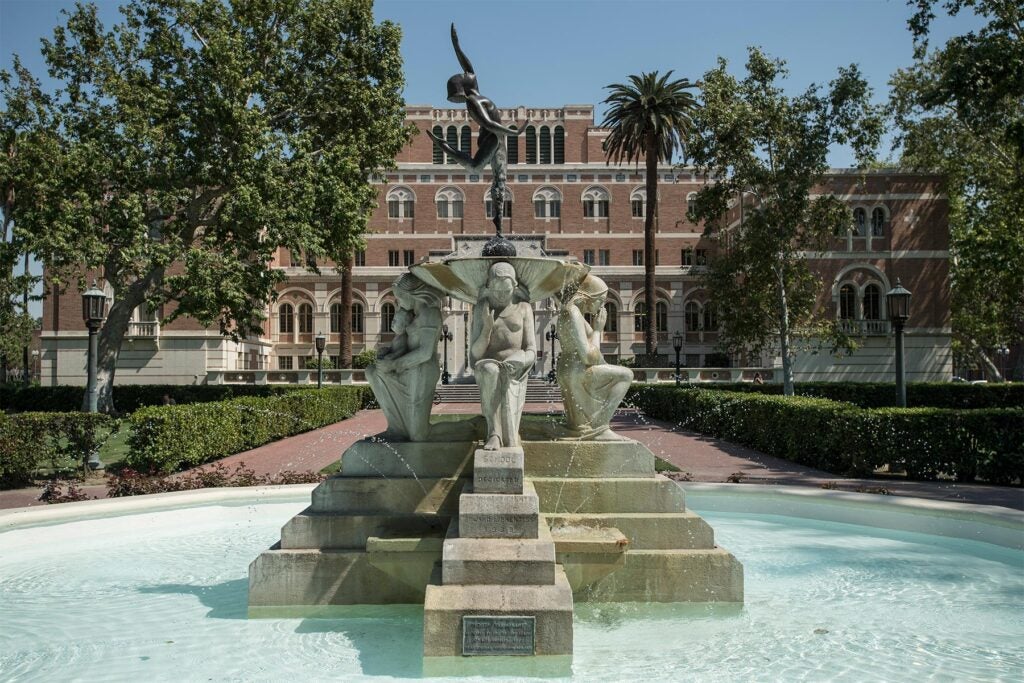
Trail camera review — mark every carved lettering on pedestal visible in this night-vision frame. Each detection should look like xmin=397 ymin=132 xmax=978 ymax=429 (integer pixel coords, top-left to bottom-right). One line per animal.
xmin=462 ymin=615 xmax=536 ymax=656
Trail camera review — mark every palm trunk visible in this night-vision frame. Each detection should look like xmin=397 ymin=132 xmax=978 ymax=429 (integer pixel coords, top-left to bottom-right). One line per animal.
xmin=339 ymin=253 xmax=353 ymax=368
xmin=644 ymin=136 xmax=658 ymax=358
xmin=776 ymin=262 xmax=795 ymax=396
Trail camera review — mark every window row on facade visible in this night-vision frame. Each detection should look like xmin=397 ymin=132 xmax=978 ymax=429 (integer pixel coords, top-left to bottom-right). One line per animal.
xmin=385 ymin=185 xmax=653 ymax=220
xmin=431 ymin=124 xmax=566 ymax=165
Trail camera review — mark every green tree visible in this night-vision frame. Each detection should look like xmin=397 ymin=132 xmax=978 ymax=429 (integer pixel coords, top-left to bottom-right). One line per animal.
xmin=891 ymin=0 xmax=1024 ymax=380
xmin=2 ymin=0 xmax=411 ymax=411
xmin=686 ymin=48 xmax=883 ymax=395
xmin=601 ymin=71 xmax=699 ymax=357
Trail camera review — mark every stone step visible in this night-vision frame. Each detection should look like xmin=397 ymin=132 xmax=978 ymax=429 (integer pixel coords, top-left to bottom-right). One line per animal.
xmin=458 ymin=482 xmax=540 ymax=539
xmin=280 ymin=509 xmax=450 ymax=550
xmin=473 ymin=447 xmax=524 ymax=494
xmin=310 ymin=476 xmax=466 ymax=515
xmin=423 ymin=565 xmax=574 ymax=656
xmin=341 ymin=440 xmax=475 ymax=478
xmin=442 ymin=522 xmax=556 ymax=586
xmin=521 ymin=439 xmax=656 ymax=478
xmin=529 ymin=475 xmax=687 ymax=514
xmin=544 ymin=512 xmax=715 ymax=550
xmin=566 ymin=547 xmax=744 ymax=602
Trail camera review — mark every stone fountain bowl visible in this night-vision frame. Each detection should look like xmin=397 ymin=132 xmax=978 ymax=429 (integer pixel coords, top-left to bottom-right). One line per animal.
xmin=411 ymin=256 xmax=589 ymax=305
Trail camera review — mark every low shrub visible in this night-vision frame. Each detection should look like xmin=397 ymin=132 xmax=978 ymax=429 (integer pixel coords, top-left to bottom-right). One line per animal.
xmin=631 ymin=381 xmax=1024 ymax=409
xmin=630 ymin=385 xmax=1023 ymax=484
xmin=352 ymin=349 xmax=376 ymax=369
xmin=39 ymin=479 xmax=93 ymax=504
xmin=0 ymin=412 xmax=114 ymax=489
xmin=124 ymin=386 xmax=368 ymax=473
xmin=106 ymin=462 xmax=324 ymax=498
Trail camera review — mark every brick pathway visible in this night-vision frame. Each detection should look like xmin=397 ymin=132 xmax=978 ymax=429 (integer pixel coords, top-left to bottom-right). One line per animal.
xmin=2 ymin=403 xmax=1021 ymax=511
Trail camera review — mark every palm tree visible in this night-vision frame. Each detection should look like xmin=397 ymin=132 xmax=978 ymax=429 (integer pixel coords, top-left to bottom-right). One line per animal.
xmin=601 ymin=71 xmax=698 ymax=358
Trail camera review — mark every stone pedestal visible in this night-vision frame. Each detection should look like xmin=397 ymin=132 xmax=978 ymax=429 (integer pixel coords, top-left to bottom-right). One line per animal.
xmin=423 ymin=447 xmax=574 ymax=657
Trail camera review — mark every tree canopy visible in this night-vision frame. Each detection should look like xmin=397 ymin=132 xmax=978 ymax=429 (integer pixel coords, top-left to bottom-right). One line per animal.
xmin=1 ymin=0 xmax=412 ymax=410
xmin=686 ymin=48 xmax=883 ymax=394
xmin=891 ymin=0 xmax=1023 ymax=379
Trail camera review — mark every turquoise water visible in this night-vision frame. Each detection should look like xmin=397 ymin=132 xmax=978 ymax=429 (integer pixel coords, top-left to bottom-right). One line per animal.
xmin=1 ymin=501 xmax=1021 ymax=681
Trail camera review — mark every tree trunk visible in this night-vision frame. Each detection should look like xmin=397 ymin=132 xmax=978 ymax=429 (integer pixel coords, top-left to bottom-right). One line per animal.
xmin=969 ymin=339 xmax=1004 ymax=382
xmin=22 ymin=251 xmax=30 ymax=385
xmin=644 ymin=136 xmax=658 ymax=358
xmin=339 ymin=252 xmax=353 ymax=368
xmin=776 ymin=262 xmax=795 ymax=396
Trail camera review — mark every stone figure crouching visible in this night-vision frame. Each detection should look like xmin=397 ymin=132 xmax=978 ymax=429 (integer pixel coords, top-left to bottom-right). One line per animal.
xmin=471 ymin=261 xmax=536 ymax=449
xmin=556 ymin=274 xmax=633 ymax=439
xmin=365 ymin=274 xmax=444 ymax=442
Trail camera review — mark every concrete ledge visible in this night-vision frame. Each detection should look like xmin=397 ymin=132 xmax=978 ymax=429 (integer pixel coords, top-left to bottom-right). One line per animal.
xmin=682 ymin=483 xmax=1024 ymax=550
xmin=530 ymin=475 xmax=687 ymax=514
xmin=544 ymin=512 xmax=715 ymax=550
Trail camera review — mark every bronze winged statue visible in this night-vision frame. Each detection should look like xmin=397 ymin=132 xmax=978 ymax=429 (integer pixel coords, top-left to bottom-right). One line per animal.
xmin=427 ymin=24 xmax=528 ymax=248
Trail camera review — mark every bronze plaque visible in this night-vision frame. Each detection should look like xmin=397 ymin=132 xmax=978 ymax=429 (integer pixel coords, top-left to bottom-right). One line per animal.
xmin=462 ymin=615 xmax=536 ymax=656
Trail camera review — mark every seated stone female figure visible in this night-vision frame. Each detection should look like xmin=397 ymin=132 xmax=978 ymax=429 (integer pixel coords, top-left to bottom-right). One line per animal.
xmin=556 ymin=275 xmax=633 ymax=439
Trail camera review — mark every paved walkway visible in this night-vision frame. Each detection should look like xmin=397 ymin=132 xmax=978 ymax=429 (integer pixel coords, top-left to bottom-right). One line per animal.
xmin=2 ymin=404 xmax=1022 ymax=511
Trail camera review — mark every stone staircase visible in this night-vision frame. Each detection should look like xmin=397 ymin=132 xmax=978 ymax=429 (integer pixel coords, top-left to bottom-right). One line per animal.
xmin=436 ymin=379 xmax=562 ymax=404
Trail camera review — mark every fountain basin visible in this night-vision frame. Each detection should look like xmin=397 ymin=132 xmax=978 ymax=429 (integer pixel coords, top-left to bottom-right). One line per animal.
xmin=1 ymin=485 xmax=1021 ymax=680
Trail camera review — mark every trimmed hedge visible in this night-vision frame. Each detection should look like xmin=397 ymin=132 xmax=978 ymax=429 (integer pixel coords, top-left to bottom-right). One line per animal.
xmin=124 ymin=386 xmax=369 ymax=473
xmin=629 ymin=385 xmax=1023 ymax=485
xmin=656 ymin=381 xmax=1024 ymax=409
xmin=0 ymin=412 xmax=114 ymax=489
xmin=0 ymin=383 xmax=332 ymax=415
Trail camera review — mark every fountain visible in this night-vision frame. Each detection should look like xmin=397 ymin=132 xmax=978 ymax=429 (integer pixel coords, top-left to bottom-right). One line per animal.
xmin=246 ymin=23 xmax=743 ymax=658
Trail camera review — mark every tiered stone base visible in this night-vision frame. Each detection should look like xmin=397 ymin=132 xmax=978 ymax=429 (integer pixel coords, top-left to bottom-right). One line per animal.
xmin=248 ymin=420 xmax=743 ymax=618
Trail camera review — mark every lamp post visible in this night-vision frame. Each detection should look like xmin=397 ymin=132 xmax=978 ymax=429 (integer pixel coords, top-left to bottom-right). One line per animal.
xmin=81 ymin=280 xmax=107 ymax=470
xmin=546 ymin=324 xmax=558 ymax=383
xmin=886 ymin=279 xmax=912 ymax=407
xmin=441 ymin=323 xmax=453 ymax=384
xmin=314 ymin=332 xmax=326 ymax=389
xmin=672 ymin=330 xmax=683 ymax=386
xmin=995 ymin=345 xmax=1010 ymax=382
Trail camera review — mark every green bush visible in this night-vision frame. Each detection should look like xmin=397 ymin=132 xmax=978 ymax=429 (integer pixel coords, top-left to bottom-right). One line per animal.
xmin=629 ymin=385 xmax=1023 ymax=484
xmin=631 ymin=381 xmax=1024 ymax=409
xmin=124 ymin=386 xmax=368 ymax=473
xmin=0 ymin=382 xmax=362 ymax=414
xmin=0 ymin=412 xmax=114 ymax=489
xmin=352 ymin=349 xmax=376 ymax=369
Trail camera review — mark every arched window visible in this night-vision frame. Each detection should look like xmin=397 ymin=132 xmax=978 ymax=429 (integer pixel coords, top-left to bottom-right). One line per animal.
xmin=686 ymin=192 xmax=697 ymax=221
xmin=351 ymin=302 xmax=364 ymax=333
xmin=386 ymin=186 xmax=415 ymax=219
xmin=553 ymin=126 xmax=564 ymax=164
xmin=702 ymin=304 xmax=718 ymax=331
xmin=871 ymin=207 xmax=886 ymax=237
xmin=533 ymin=187 xmax=561 ymax=218
xmin=839 ymin=284 xmax=856 ymax=319
xmin=435 ymin=187 xmax=464 ymax=219
xmin=381 ymin=302 xmax=396 ymax=333
xmin=431 ymin=125 xmax=444 ymax=165
xmin=330 ymin=303 xmax=343 ymax=333
xmin=852 ymin=208 xmax=867 ymax=236
xmin=604 ymin=302 xmax=618 ymax=333
xmin=485 ymin=188 xmax=513 ymax=219
xmin=279 ymin=303 xmax=294 ymax=334
xmin=525 ymin=126 xmax=537 ymax=164
xmin=507 ymin=126 xmax=519 ymax=165
xmin=656 ymin=301 xmax=668 ymax=332
xmin=685 ymin=302 xmax=700 ymax=332
xmin=445 ymin=126 xmax=458 ymax=164
xmin=298 ymin=303 xmax=313 ymax=334
xmin=863 ymin=284 xmax=881 ymax=320
xmin=634 ymin=302 xmax=647 ymax=332
xmin=539 ymin=126 xmax=551 ymax=164
xmin=460 ymin=125 xmax=471 ymax=156
xmin=630 ymin=188 xmax=646 ymax=218
xmin=582 ymin=186 xmax=610 ymax=218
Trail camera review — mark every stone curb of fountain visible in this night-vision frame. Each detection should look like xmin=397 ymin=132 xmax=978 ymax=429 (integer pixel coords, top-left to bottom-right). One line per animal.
xmin=682 ymin=483 xmax=1024 ymax=550
xmin=2 ymin=481 xmax=1019 ymax=552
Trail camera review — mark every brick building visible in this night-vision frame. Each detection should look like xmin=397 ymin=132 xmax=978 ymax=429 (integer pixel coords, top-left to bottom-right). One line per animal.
xmin=39 ymin=104 xmax=952 ymax=386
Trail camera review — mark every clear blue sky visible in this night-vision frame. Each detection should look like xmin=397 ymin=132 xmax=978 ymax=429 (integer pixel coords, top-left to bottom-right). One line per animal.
xmin=1 ymin=0 xmax=983 ymax=316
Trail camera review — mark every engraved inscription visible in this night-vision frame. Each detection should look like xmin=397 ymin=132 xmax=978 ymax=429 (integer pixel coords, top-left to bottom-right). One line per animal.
xmin=462 ymin=616 xmax=536 ymax=656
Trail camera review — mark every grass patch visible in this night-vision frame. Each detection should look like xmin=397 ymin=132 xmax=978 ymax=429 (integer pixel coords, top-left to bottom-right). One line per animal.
xmin=320 ymin=460 xmax=342 ymax=475
xmin=655 ymin=456 xmax=681 ymax=472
